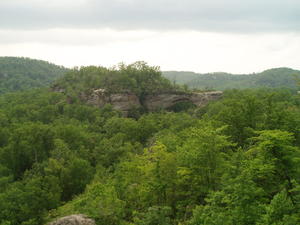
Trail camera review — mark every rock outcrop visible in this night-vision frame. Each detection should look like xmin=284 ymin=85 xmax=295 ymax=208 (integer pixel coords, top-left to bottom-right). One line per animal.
xmin=82 ymin=90 xmax=222 ymax=114
xmin=144 ymin=91 xmax=222 ymax=111
xmin=54 ymin=87 xmax=222 ymax=115
xmin=81 ymin=89 xmax=141 ymax=115
xmin=47 ymin=214 xmax=95 ymax=225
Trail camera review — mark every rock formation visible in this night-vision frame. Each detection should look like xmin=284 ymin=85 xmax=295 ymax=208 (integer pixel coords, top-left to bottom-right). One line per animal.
xmin=82 ymin=89 xmax=222 ymax=114
xmin=144 ymin=91 xmax=223 ymax=111
xmin=81 ymin=89 xmax=141 ymax=115
xmin=54 ymin=87 xmax=223 ymax=115
xmin=47 ymin=214 xmax=95 ymax=225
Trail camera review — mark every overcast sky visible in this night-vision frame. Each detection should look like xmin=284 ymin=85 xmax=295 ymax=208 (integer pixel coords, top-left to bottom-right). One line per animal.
xmin=1 ymin=0 xmax=300 ymax=73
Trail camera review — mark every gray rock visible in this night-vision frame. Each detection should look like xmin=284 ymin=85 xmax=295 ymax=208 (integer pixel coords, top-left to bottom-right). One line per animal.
xmin=82 ymin=89 xmax=141 ymax=116
xmin=144 ymin=91 xmax=223 ymax=111
xmin=47 ymin=214 xmax=95 ymax=225
xmin=58 ymin=88 xmax=222 ymax=115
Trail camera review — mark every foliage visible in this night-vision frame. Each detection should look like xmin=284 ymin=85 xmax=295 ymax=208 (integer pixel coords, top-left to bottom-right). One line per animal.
xmin=0 ymin=61 xmax=300 ymax=225
xmin=164 ymin=67 xmax=300 ymax=90
xmin=53 ymin=61 xmax=183 ymax=105
xmin=0 ymin=57 xmax=67 ymax=94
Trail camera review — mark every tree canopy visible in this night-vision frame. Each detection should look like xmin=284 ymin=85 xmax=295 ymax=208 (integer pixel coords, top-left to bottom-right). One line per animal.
xmin=0 ymin=57 xmax=68 ymax=94
xmin=164 ymin=68 xmax=300 ymax=90
xmin=0 ymin=60 xmax=300 ymax=225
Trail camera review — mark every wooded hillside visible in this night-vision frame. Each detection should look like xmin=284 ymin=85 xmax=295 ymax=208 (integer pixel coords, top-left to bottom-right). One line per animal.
xmin=0 ymin=57 xmax=68 ymax=94
xmin=163 ymin=67 xmax=300 ymax=90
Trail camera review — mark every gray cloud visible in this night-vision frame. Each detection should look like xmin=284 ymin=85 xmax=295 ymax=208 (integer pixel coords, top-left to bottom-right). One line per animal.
xmin=0 ymin=28 xmax=156 ymax=46
xmin=0 ymin=0 xmax=300 ymax=32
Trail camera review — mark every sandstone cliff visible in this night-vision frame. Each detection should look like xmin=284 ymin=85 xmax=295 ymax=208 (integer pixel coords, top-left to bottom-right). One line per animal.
xmin=54 ymin=87 xmax=222 ymax=115
xmin=80 ymin=89 xmax=141 ymax=115
xmin=144 ymin=91 xmax=222 ymax=111
xmin=82 ymin=89 xmax=222 ymax=114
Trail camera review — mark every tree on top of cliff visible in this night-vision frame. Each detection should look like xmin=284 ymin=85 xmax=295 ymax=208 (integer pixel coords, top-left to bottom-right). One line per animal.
xmin=53 ymin=61 xmax=181 ymax=100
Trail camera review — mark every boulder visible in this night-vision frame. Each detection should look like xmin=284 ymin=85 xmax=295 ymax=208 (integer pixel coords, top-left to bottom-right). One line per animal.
xmin=47 ymin=214 xmax=95 ymax=225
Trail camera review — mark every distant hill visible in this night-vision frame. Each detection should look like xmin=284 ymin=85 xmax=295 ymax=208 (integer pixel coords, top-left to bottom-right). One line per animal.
xmin=163 ymin=68 xmax=300 ymax=90
xmin=0 ymin=57 xmax=68 ymax=94
xmin=1 ymin=57 xmax=299 ymax=94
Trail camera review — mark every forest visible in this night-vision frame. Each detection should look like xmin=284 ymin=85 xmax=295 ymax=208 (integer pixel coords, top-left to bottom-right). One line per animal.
xmin=0 ymin=57 xmax=67 ymax=94
xmin=0 ymin=58 xmax=300 ymax=225
xmin=163 ymin=68 xmax=300 ymax=90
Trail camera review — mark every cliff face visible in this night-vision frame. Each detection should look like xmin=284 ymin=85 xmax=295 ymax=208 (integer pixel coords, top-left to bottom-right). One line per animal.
xmin=81 ymin=89 xmax=222 ymax=115
xmin=53 ymin=87 xmax=222 ymax=115
xmin=144 ymin=91 xmax=222 ymax=111
xmin=80 ymin=89 xmax=141 ymax=115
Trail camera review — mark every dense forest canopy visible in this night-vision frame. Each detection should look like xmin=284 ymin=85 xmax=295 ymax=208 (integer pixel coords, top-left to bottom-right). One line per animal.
xmin=0 ymin=57 xmax=68 ymax=94
xmin=163 ymin=67 xmax=300 ymax=90
xmin=53 ymin=61 xmax=182 ymax=100
xmin=0 ymin=59 xmax=300 ymax=225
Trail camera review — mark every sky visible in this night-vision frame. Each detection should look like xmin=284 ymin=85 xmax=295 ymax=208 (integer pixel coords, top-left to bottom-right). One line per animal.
xmin=1 ymin=0 xmax=300 ymax=73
